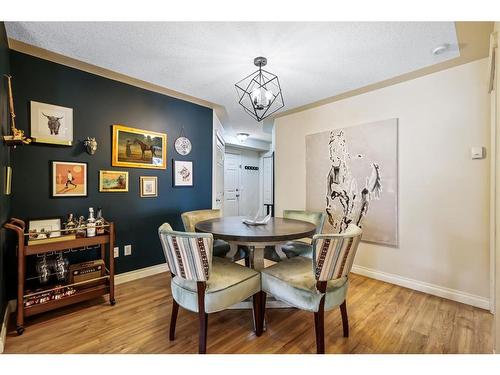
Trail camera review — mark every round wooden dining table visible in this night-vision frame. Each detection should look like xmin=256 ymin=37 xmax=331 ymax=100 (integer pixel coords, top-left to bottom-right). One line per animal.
xmin=195 ymin=216 xmax=317 ymax=271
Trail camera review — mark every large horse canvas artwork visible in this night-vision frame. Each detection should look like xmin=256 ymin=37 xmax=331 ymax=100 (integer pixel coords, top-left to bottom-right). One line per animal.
xmin=306 ymin=118 xmax=398 ymax=246
xmin=112 ymin=125 xmax=167 ymax=169
xmin=30 ymin=101 xmax=73 ymax=145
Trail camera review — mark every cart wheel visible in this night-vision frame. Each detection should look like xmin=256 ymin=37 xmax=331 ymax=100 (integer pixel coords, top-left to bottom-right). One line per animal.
xmin=110 ymin=298 xmax=116 ymax=306
xmin=16 ymin=325 xmax=24 ymax=335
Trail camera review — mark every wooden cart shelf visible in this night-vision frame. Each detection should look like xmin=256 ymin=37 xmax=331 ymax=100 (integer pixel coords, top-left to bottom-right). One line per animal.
xmin=25 ymin=234 xmax=110 ymax=255
xmin=3 ymin=218 xmax=116 ymax=335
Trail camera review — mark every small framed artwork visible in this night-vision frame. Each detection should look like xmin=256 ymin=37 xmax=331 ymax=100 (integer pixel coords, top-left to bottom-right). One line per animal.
xmin=99 ymin=170 xmax=129 ymax=192
xmin=140 ymin=176 xmax=158 ymax=197
xmin=30 ymin=101 xmax=73 ymax=146
xmin=28 ymin=218 xmax=62 ymax=241
xmin=173 ymin=160 xmax=193 ymax=187
xmin=51 ymin=161 xmax=88 ymax=197
xmin=112 ymin=124 xmax=167 ymax=169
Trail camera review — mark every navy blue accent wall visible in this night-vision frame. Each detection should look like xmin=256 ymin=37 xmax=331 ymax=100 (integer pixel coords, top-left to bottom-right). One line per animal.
xmin=0 ymin=23 xmax=11 ymax=319
xmin=8 ymin=51 xmax=213 ymax=279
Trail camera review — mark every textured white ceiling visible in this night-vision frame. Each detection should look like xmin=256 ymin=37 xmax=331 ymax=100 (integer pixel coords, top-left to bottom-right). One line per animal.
xmin=6 ymin=22 xmax=459 ymax=141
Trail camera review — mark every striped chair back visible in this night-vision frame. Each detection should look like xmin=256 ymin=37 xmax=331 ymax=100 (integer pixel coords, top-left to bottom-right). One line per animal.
xmin=158 ymin=223 xmax=214 ymax=281
xmin=312 ymin=224 xmax=362 ymax=281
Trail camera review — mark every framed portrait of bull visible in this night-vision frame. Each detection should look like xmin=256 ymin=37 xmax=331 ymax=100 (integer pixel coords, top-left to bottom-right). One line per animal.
xmin=30 ymin=101 xmax=73 ymax=146
xmin=112 ymin=124 xmax=167 ymax=170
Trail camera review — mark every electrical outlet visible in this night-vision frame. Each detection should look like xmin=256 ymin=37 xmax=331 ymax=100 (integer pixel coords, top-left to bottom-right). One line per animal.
xmin=124 ymin=245 xmax=132 ymax=256
xmin=114 ymin=247 xmax=119 ymax=258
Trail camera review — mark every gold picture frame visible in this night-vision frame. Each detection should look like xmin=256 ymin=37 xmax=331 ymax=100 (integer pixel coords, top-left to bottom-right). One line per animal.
xmin=112 ymin=124 xmax=167 ymax=169
xmin=99 ymin=170 xmax=129 ymax=192
xmin=140 ymin=176 xmax=158 ymax=197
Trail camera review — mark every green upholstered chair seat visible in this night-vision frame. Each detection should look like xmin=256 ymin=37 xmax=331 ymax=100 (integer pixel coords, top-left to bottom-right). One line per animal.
xmin=213 ymin=239 xmax=231 ymax=258
xmin=281 ymin=241 xmax=313 ymax=259
xmin=261 ymin=256 xmax=348 ymax=312
xmin=171 ymin=257 xmax=260 ymax=313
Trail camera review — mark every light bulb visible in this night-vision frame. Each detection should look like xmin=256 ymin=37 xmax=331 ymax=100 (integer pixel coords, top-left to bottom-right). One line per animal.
xmin=251 ymin=87 xmax=273 ymax=110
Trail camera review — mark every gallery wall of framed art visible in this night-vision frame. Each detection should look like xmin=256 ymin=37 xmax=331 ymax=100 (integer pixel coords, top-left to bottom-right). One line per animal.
xmin=8 ymin=50 xmax=213 ymax=276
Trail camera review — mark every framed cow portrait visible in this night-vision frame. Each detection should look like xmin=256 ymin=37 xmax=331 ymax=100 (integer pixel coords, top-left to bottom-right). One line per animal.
xmin=30 ymin=101 xmax=73 ymax=146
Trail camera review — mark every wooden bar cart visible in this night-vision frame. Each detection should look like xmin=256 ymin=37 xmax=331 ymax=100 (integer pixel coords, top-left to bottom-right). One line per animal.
xmin=3 ymin=218 xmax=116 ymax=335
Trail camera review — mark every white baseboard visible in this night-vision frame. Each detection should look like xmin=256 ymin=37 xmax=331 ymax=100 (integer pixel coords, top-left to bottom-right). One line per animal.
xmin=351 ymin=265 xmax=490 ymax=310
xmin=0 ymin=300 xmax=16 ymax=354
xmin=115 ymin=262 xmax=169 ymax=285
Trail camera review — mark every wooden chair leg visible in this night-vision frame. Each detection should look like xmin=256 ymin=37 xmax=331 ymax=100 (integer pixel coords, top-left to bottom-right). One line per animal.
xmin=169 ymin=298 xmax=179 ymax=341
xmin=314 ymin=297 xmax=326 ymax=354
xmin=313 ymin=312 xmax=324 ymax=354
xmin=260 ymin=291 xmax=267 ymax=330
xmin=197 ymin=282 xmax=208 ymax=354
xmin=252 ymin=292 xmax=263 ymax=336
xmin=340 ymin=300 xmax=349 ymax=338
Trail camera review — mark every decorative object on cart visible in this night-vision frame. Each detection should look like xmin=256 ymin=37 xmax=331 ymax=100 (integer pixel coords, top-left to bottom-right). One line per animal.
xmin=69 ymin=260 xmax=106 ymax=284
xmin=173 ymin=160 xmax=193 ymax=187
xmin=64 ymin=213 xmax=77 ymax=234
xmin=87 ymin=207 xmax=96 ymax=237
xmin=2 ymin=75 xmax=32 ymax=146
xmin=235 ymin=56 xmax=285 ymax=122
xmin=99 ymin=170 xmax=129 ymax=192
xmin=5 ymin=166 xmax=12 ymax=195
xmin=24 ymin=287 xmax=76 ymax=308
xmin=76 ymin=216 xmax=87 ymax=238
xmin=140 ymin=176 xmax=158 ymax=197
xmin=51 ymin=161 xmax=88 ymax=197
xmin=53 ymin=253 xmax=70 ymax=281
xmin=83 ymin=137 xmax=98 ymax=155
xmin=3 ymin=218 xmax=116 ymax=335
xmin=30 ymin=101 xmax=73 ymax=146
xmin=112 ymin=124 xmax=167 ymax=169
xmin=174 ymin=126 xmax=192 ymax=156
xmin=96 ymin=208 xmax=106 ymax=235
xmin=28 ymin=218 xmax=61 ymax=241
xmin=35 ymin=255 xmax=50 ymax=284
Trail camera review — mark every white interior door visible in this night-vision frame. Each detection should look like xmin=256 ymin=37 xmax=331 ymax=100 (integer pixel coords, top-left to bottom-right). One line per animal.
xmin=263 ymin=155 xmax=274 ymax=205
xmin=224 ymin=153 xmax=240 ymax=216
xmin=214 ymin=136 xmax=224 ymax=210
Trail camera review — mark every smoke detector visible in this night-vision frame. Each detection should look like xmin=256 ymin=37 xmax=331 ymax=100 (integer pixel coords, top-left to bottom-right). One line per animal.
xmin=432 ymin=43 xmax=450 ymax=56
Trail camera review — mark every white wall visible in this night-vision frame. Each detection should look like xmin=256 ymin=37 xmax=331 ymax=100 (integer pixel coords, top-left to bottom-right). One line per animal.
xmin=275 ymin=58 xmax=491 ymax=307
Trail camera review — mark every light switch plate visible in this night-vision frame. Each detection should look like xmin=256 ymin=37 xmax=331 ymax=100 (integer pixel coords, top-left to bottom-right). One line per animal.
xmin=471 ymin=146 xmax=485 ymax=160
xmin=124 ymin=245 xmax=132 ymax=256
xmin=114 ymin=247 xmax=119 ymax=258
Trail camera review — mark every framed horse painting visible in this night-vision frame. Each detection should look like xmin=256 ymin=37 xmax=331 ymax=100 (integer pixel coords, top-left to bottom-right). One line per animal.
xmin=112 ymin=124 xmax=167 ymax=169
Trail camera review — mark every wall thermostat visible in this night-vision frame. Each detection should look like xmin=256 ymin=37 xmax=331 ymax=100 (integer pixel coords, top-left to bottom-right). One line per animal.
xmin=471 ymin=146 xmax=485 ymax=160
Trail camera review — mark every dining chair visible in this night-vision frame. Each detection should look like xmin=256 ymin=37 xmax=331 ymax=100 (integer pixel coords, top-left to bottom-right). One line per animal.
xmin=181 ymin=209 xmax=230 ymax=258
xmin=260 ymin=224 xmax=362 ymax=354
xmin=158 ymin=223 xmax=263 ymax=354
xmin=264 ymin=210 xmax=326 ymax=261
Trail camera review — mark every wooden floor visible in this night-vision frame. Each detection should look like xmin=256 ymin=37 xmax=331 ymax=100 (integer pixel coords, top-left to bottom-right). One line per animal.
xmin=5 ymin=272 xmax=493 ymax=354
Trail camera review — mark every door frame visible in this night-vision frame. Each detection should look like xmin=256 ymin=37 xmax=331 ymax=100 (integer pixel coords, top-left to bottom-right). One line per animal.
xmin=213 ymin=129 xmax=225 ymax=210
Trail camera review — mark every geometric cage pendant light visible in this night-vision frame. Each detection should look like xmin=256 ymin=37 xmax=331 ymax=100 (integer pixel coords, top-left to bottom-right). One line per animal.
xmin=235 ymin=56 xmax=284 ymax=122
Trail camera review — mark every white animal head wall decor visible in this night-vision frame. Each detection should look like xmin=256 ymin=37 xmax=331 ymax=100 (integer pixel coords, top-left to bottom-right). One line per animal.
xmin=83 ymin=137 xmax=98 ymax=155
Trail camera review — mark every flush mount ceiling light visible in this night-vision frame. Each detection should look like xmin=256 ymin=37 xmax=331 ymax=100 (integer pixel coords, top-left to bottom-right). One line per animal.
xmin=235 ymin=56 xmax=284 ymax=122
xmin=236 ymin=133 xmax=250 ymax=142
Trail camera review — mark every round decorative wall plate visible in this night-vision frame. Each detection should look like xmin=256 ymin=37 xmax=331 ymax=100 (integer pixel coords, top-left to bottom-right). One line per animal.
xmin=175 ymin=136 xmax=192 ymax=156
